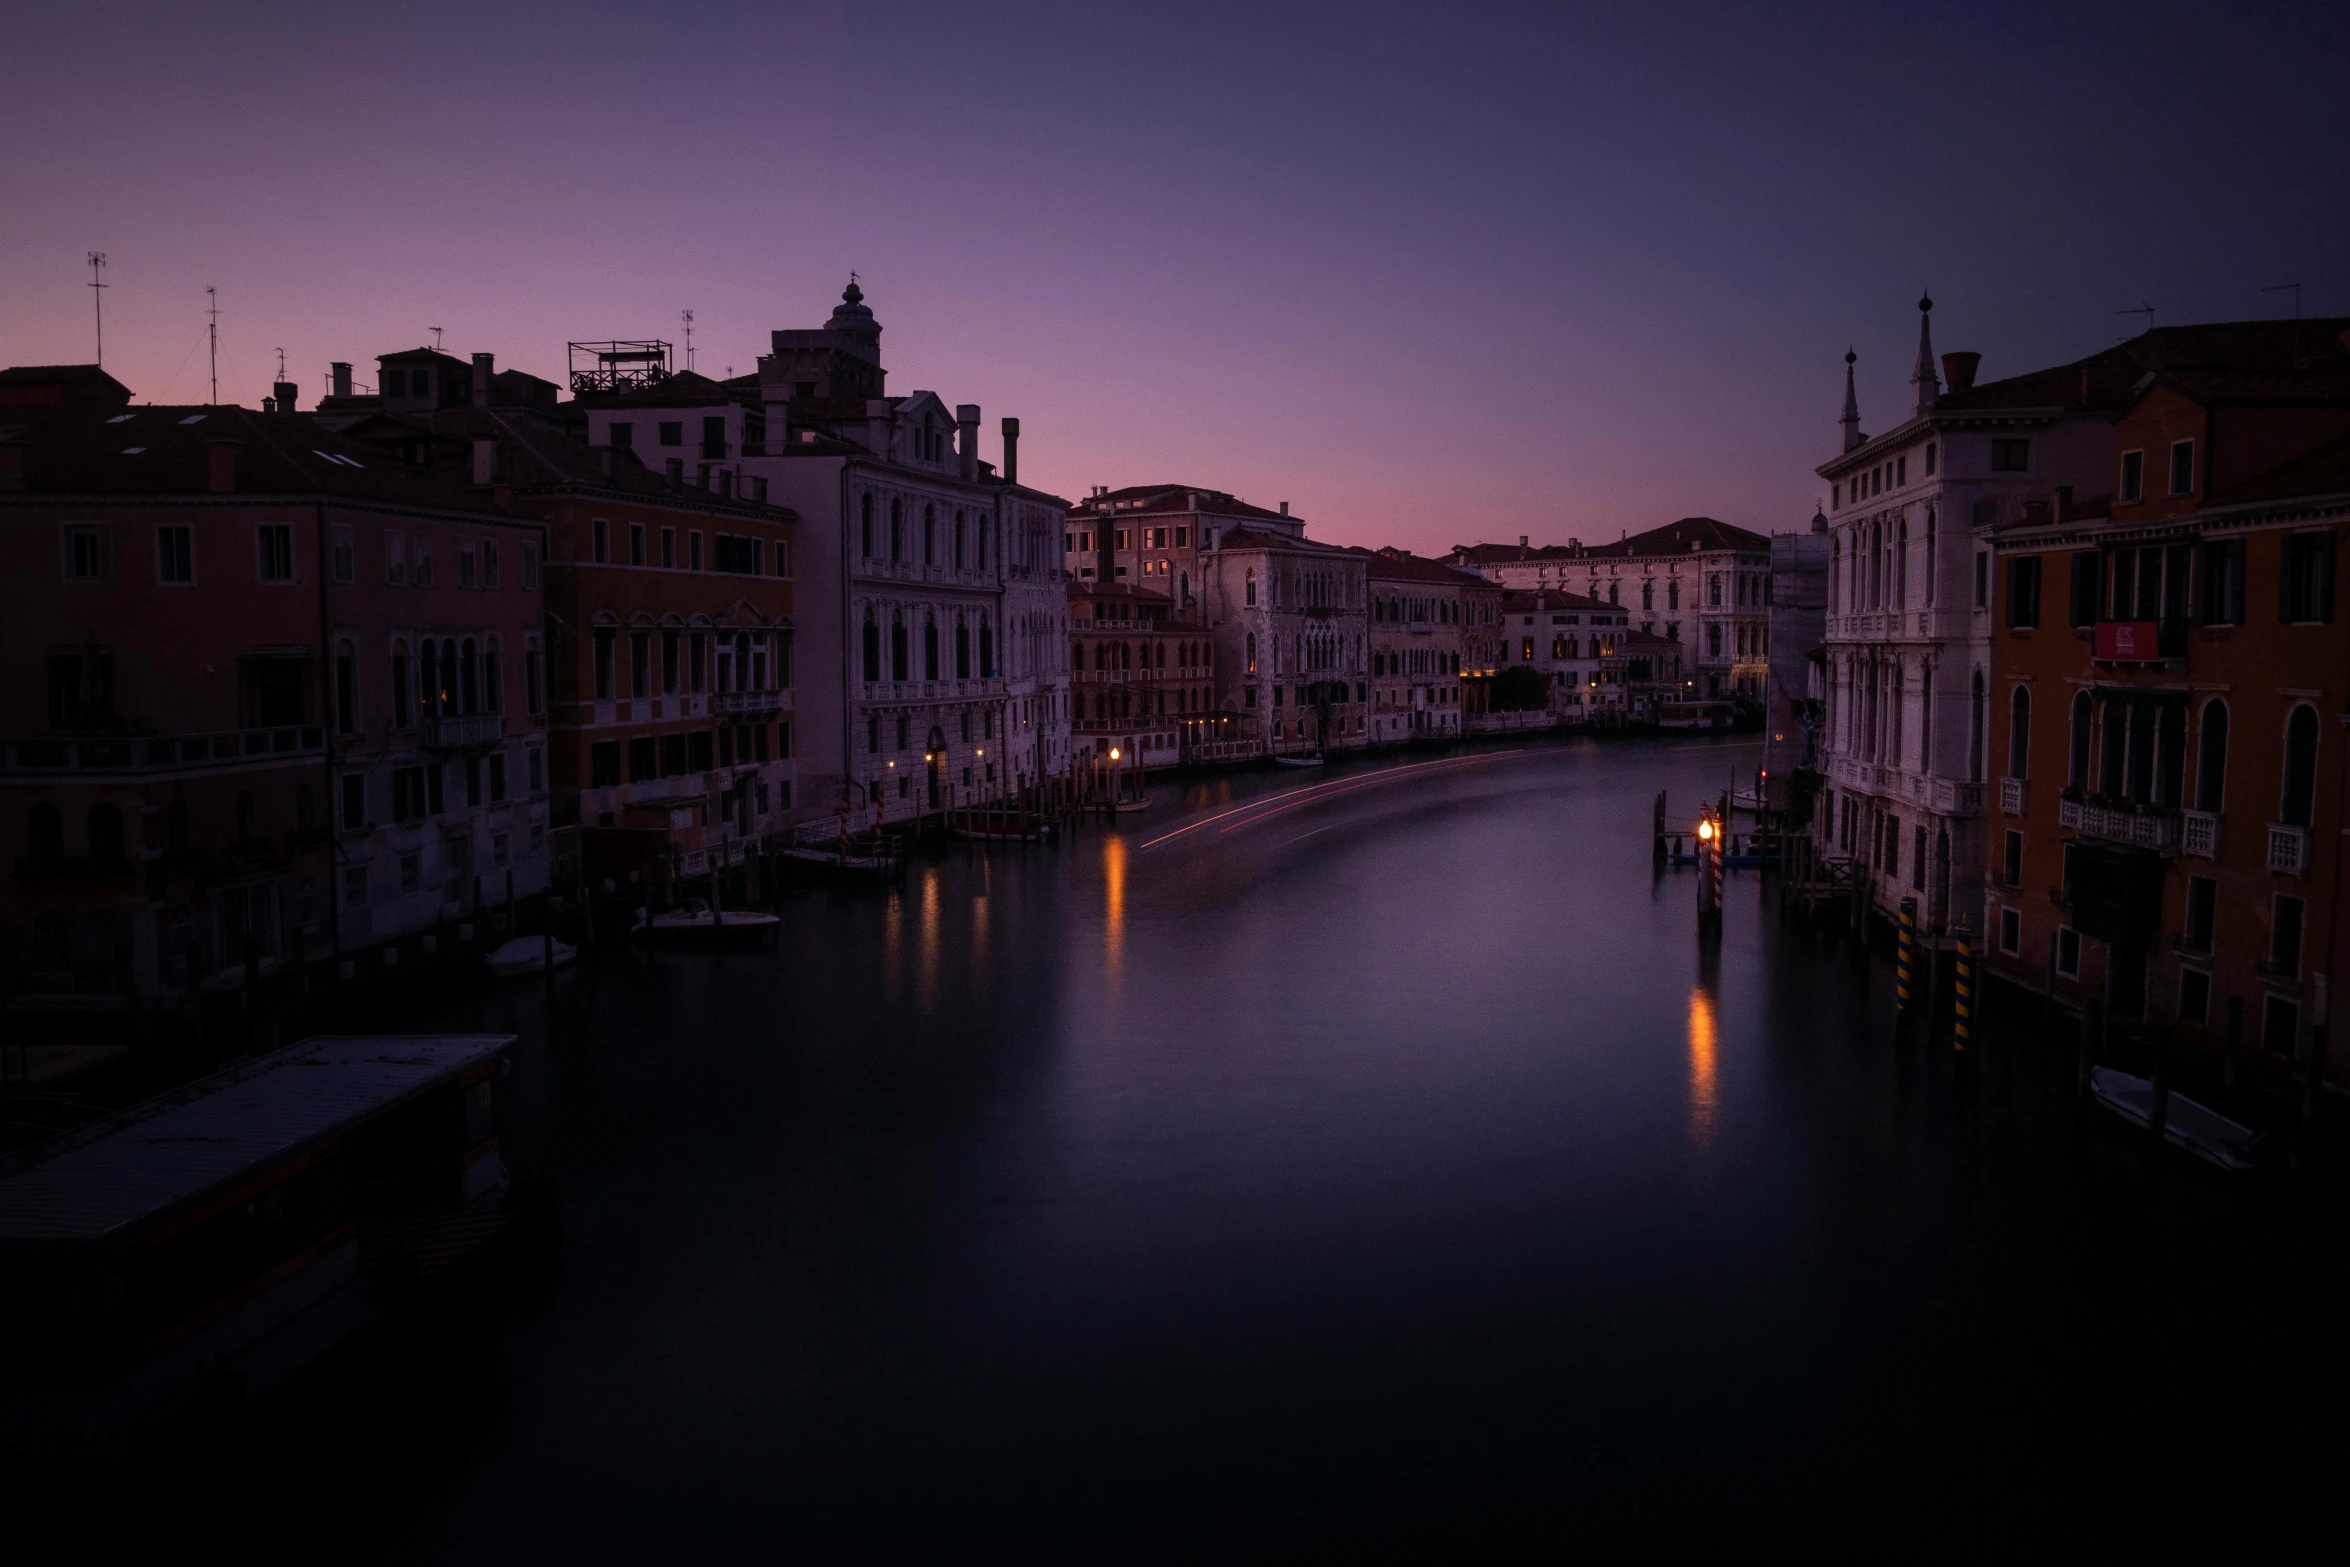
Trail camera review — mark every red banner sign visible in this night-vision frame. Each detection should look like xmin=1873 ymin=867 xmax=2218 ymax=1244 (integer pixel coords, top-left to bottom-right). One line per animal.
xmin=2095 ymin=620 xmax=2159 ymax=659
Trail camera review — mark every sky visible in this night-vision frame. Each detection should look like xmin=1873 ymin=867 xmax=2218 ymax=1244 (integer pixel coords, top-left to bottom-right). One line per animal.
xmin=4 ymin=1 xmax=2345 ymax=555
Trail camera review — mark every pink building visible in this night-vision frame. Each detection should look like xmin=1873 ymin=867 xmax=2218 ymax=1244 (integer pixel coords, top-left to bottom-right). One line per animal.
xmin=0 ymin=371 xmax=550 ymax=1005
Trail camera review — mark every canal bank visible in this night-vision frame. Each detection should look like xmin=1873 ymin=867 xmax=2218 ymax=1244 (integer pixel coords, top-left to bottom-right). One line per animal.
xmin=12 ymin=733 xmax=2348 ymax=1559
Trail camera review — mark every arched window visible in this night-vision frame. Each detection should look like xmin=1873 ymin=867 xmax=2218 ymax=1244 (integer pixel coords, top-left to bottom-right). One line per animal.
xmin=2069 ymin=691 xmax=2093 ymax=789
xmin=1642 ymin=581 xmax=1654 ymax=611
xmin=26 ymin=803 xmax=63 ymax=865
xmin=1870 ymin=523 xmax=1883 ymax=607
xmin=2007 ymin=686 xmax=2030 ymax=778
xmin=2282 ymin=704 xmax=2319 ymax=827
xmin=440 ymin=640 xmax=459 ymax=717
xmin=890 ymin=615 xmax=909 ymax=682
xmin=923 ymin=618 xmax=940 ymax=681
xmin=2195 ymin=699 xmax=2228 ymax=811
xmin=1246 ymin=633 xmax=1258 ymax=674
xmin=1709 ymin=573 xmax=1722 ymax=607
xmin=861 ymin=612 xmax=880 ymax=683
xmin=955 ymin=618 xmax=971 ymax=679
xmin=1707 ymin=623 xmax=1723 ymax=658
xmin=1896 ymin=521 xmax=1908 ymax=609
xmin=924 ymin=505 xmax=936 ymax=566
xmin=1179 ymin=569 xmax=1189 ymax=604
xmin=860 ymin=494 xmax=874 ymax=558
xmin=1924 ymin=507 xmax=1937 ymax=604
xmin=484 ymin=637 xmax=501 ymax=713
xmin=890 ymin=499 xmax=903 ymax=561
xmin=1669 ymin=578 xmax=1681 ymax=611
xmin=460 ymin=637 xmax=480 ymax=715
xmin=391 ymin=640 xmax=412 ymax=725
xmin=979 ymin=617 xmax=993 ymax=677
xmin=1245 ymin=569 xmax=1257 ymax=607
xmin=2156 ymin=700 xmax=2186 ymax=806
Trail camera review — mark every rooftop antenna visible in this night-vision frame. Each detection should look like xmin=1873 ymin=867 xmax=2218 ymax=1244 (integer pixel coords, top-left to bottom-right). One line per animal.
xmin=2262 ymin=282 xmax=2302 ymax=319
xmin=86 ymin=252 xmax=107 ymax=367
xmin=2114 ymin=300 xmax=2155 ymax=336
xmin=682 ymin=308 xmax=695 ymax=372
xmin=430 ymin=327 xmax=443 ymax=352
xmin=275 ymin=346 xmax=286 ymax=381
xmin=206 ymin=286 xmax=219 ymax=405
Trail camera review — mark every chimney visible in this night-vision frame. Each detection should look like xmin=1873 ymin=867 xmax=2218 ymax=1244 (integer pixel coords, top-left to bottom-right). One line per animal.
xmin=471 ymin=352 xmax=493 ymax=409
xmin=273 ymin=379 xmax=299 ymax=414
xmin=1279 ymin=501 xmax=1290 ymax=516
xmin=0 ymin=442 xmax=23 ymax=493
xmin=1001 ymin=417 xmax=1020 ymax=486
xmin=598 ymin=446 xmax=614 ymax=478
xmin=1520 ymin=534 xmax=1530 ymax=548
xmin=2053 ymin=485 xmax=2073 ymax=523
xmin=956 ymin=403 xmax=980 ymax=482
xmin=207 ymin=439 xmax=240 ymax=493
xmin=331 ymin=361 xmax=353 ymax=399
xmin=472 ymin=437 xmax=497 ymax=486
xmin=1941 ymin=352 xmax=1980 ymax=393
xmin=865 ymin=398 xmax=893 ymax=458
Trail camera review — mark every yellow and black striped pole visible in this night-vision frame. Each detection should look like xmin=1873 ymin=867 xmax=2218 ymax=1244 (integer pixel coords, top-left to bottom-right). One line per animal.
xmin=1953 ymin=916 xmax=1975 ymax=1055
xmin=1895 ymin=895 xmax=1917 ymax=1020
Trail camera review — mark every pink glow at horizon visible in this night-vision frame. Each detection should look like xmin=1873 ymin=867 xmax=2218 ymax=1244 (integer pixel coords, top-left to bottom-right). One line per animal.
xmin=3 ymin=3 xmax=2343 ymax=555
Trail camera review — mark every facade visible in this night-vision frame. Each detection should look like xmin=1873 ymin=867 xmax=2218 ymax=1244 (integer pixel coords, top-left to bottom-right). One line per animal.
xmin=1361 ymin=549 xmax=1482 ymax=743
xmin=1449 ymin=517 xmax=1772 ymax=700
xmin=329 ymin=370 xmax=799 ymax=883
xmin=1764 ymin=513 xmax=1830 ymax=791
xmin=1067 ymin=581 xmax=1217 ymax=769
xmin=1496 ymin=589 xmax=1630 ymax=722
xmin=1982 ymin=322 xmax=2350 ymax=1093
xmin=737 ymin=282 xmax=1072 ymax=825
xmin=1198 ymin=528 xmax=1369 ymax=756
xmin=1063 ymin=482 xmax=1303 ymax=612
xmin=0 ymin=383 xmax=549 ymax=1000
xmin=1622 ymin=630 xmax=1689 ymax=717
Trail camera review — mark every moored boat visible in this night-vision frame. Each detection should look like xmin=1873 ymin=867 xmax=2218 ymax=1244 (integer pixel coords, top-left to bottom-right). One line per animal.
xmin=2087 ymin=1065 xmax=2277 ymax=1174
xmin=632 ymin=897 xmax=781 ymax=943
xmin=485 ymin=935 xmax=577 ymax=978
xmin=1273 ymin=753 xmax=1326 ymax=768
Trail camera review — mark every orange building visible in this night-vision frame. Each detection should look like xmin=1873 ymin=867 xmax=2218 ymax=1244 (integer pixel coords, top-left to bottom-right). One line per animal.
xmin=1984 ymin=319 xmax=2350 ymax=1094
xmin=1067 ymin=581 xmax=1218 ymax=770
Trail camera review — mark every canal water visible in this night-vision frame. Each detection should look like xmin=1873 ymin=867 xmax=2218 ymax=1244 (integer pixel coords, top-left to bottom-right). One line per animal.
xmin=99 ymin=738 xmax=2350 ymax=1557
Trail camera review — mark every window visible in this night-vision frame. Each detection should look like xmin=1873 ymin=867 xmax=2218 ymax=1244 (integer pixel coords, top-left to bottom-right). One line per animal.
xmin=2007 ymin=686 xmax=2030 ymax=778
xmin=1990 ymin=438 xmax=2031 ymax=472
xmin=528 ymin=747 xmax=543 ymax=793
xmin=591 ymin=740 xmax=621 ymax=786
xmin=2184 ymin=876 xmax=2216 ymax=955
xmin=658 ymin=421 xmax=683 ymax=446
xmin=415 ymin=536 xmax=435 ymax=586
xmin=2271 ymin=894 xmax=2305 ymax=980
xmin=331 ymin=526 xmax=355 ymax=583
xmin=2119 ymin=449 xmax=2144 ymax=503
xmin=592 ymin=518 xmax=610 ymax=564
xmin=2068 ymin=691 xmax=2093 ymax=789
xmin=335 ymin=642 xmax=358 ymax=734
xmin=861 ymin=495 xmax=874 ymax=558
xmin=1245 ymin=569 xmax=1257 ymax=606
xmin=2005 ymin=556 xmax=2040 ymax=628
xmin=2179 ymin=969 xmax=2211 ymax=1024
xmin=630 ymin=631 xmax=651 ymax=696
xmin=1925 ymin=442 xmax=1937 ymax=477
xmin=2263 ymin=995 xmax=2300 ymax=1056
xmin=2168 ymin=440 xmax=2196 ymax=496
xmin=344 ymin=864 xmax=370 ymax=908
xmin=628 ymin=522 xmax=645 ymax=567
xmin=628 ymin=736 xmax=657 ymax=781
xmin=609 ymin=421 xmax=634 ymax=449
xmin=2198 ymin=539 xmax=2244 ymax=624
xmin=2056 ymin=927 xmax=2080 ymax=977
xmin=2002 ymin=829 xmax=2022 ymax=888
xmin=257 ymin=523 xmax=294 ymax=582
xmin=488 ymin=752 xmax=508 ymax=803
xmin=156 ymin=524 xmax=194 ymax=583
xmin=2068 ymin=551 xmax=2100 ymax=627
xmin=2280 ymin=531 xmax=2334 ymax=623
xmin=592 ymin=628 xmax=616 ymax=700
xmin=2194 ymin=699 xmax=2227 ymax=811
xmin=1974 ymin=552 xmax=1988 ymax=609
xmin=341 ymin=772 xmax=366 ymax=831
xmin=701 ymin=416 xmax=726 ymax=459
xmin=2281 ymin=704 xmax=2319 ymax=827
xmin=714 ymin=534 xmax=760 ymax=574
xmin=525 ymin=644 xmax=543 ymax=717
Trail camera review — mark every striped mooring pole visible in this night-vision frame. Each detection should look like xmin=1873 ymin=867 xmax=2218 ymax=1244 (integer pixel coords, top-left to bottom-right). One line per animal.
xmin=1697 ymin=808 xmax=1723 ymax=929
xmin=1953 ymin=916 xmax=1975 ymax=1054
xmin=1895 ymin=895 xmax=1918 ymax=1018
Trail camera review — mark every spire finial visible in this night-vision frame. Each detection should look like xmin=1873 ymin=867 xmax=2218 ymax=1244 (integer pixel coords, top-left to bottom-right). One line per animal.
xmin=1840 ymin=346 xmax=1863 ymax=453
xmin=1910 ymin=290 xmax=1940 ymax=418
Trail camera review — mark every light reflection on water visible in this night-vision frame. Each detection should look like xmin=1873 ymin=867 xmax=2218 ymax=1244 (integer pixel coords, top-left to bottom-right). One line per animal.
xmin=1687 ymin=981 xmax=1718 ymax=1147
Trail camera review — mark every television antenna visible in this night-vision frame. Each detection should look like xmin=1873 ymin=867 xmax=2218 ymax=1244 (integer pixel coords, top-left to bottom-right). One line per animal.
xmin=2113 ymin=301 xmax=2155 ymax=335
xmin=681 ymin=308 xmax=695 ymax=372
xmin=430 ymin=326 xmax=444 ymax=351
xmin=207 ymin=286 xmax=219 ymax=405
xmin=2262 ymin=282 xmax=2302 ymax=319
xmin=86 ymin=252 xmax=108 ymax=366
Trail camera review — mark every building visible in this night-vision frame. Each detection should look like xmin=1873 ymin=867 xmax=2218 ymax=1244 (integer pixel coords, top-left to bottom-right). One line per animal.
xmin=1982 ymin=319 xmax=2350 ymax=1095
xmin=1494 ymin=589 xmax=1630 ymax=725
xmin=0 ymin=374 xmax=549 ymax=1001
xmin=735 ymin=281 xmax=1072 ymax=824
xmin=1449 ymin=517 xmax=1772 ymax=700
xmin=327 ymin=354 xmax=799 ymax=885
xmin=1063 ymin=483 xmax=1305 ymax=613
xmin=1067 ymin=581 xmax=1217 ymax=770
xmin=1361 ymin=549 xmax=1485 ymax=743
xmin=1198 ymin=528 xmax=1369 ymax=756
xmin=1622 ymin=630 xmax=1689 ymax=718
xmin=1764 ymin=512 xmax=1830 ymax=797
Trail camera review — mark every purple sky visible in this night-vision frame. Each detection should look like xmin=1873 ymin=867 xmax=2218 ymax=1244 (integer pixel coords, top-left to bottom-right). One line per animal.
xmin=5 ymin=3 xmax=2344 ymax=554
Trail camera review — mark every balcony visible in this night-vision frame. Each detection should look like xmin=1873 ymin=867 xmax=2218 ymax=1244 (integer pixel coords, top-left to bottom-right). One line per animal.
xmin=1999 ymin=776 xmax=2025 ymax=816
xmin=2268 ymin=823 xmax=2308 ymax=877
xmin=714 ymin=688 xmax=788 ymax=715
xmin=424 ymin=713 xmax=504 ymax=750
xmin=2074 ymin=800 xmax=2182 ymax=855
xmin=2058 ymin=798 xmax=2082 ymax=831
xmin=1929 ymin=778 xmax=1983 ymax=816
xmin=2092 ymin=618 xmax=2188 ymax=662
xmin=2183 ymin=810 xmax=2219 ymax=858
xmin=0 ymin=724 xmax=325 ymax=776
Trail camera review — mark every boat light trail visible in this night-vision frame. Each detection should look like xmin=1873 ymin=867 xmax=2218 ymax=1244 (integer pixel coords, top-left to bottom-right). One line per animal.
xmin=1136 ymin=750 xmax=1526 ymax=852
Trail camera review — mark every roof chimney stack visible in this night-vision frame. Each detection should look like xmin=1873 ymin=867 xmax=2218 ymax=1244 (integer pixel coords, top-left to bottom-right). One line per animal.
xmin=2054 ymin=485 xmax=2073 ymax=523
xmin=272 ymin=380 xmax=299 ymax=414
xmin=1941 ymin=352 xmax=1980 ymax=394
xmin=956 ymin=403 xmax=980 ymax=482
xmin=1279 ymin=501 xmax=1289 ymax=516
xmin=207 ymin=440 xmax=240 ymax=494
xmin=331 ymin=361 xmax=352 ymax=399
xmin=471 ymin=352 xmax=493 ymax=409
xmin=1001 ymin=416 xmax=1020 ymax=485
xmin=472 ymin=437 xmax=496 ymax=486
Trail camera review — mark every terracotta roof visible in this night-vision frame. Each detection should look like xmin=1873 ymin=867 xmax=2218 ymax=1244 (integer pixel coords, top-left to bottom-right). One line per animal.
xmin=1936 ymin=318 xmax=2350 ymax=417
xmin=575 ymin=369 xmax=759 ymax=411
xmin=1212 ymin=526 xmax=1354 ymax=555
xmin=1355 ymin=547 xmax=1486 ymax=586
xmin=0 ymin=402 xmax=507 ymax=516
xmin=1084 ymin=483 xmax=1296 ymax=524
xmin=1458 ymin=518 xmax=1767 ymax=562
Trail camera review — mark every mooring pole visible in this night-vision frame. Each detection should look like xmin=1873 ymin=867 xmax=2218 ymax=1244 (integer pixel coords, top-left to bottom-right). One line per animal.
xmin=1894 ymin=894 xmax=1917 ymax=1043
xmin=1953 ymin=917 xmax=1975 ymax=1060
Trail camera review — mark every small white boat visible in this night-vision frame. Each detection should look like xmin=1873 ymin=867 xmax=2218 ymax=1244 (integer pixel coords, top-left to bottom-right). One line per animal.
xmin=1273 ymin=753 xmax=1326 ymax=769
xmin=1110 ymin=796 xmax=1151 ymax=814
xmin=485 ymin=935 xmax=576 ymax=978
xmin=2088 ymin=1066 xmax=2274 ymax=1174
xmin=633 ymin=898 xmax=781 ymax=942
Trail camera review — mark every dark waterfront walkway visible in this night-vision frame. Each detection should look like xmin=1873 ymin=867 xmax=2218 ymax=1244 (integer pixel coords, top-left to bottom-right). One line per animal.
xmin=63 ymin=737 xmax=2350 ymax=1558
